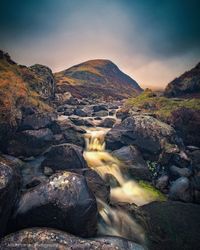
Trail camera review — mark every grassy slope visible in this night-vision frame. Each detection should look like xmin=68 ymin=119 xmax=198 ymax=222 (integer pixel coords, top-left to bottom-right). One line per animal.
xmin=0 ymin=54 xmax=52 ymax=126
xmin=125 ymin=89 xmax=200 ymax=120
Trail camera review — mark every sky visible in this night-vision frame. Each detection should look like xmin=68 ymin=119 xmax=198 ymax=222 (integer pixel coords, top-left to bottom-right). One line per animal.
xmin=0 ymin=0 xmax=200 ymax=89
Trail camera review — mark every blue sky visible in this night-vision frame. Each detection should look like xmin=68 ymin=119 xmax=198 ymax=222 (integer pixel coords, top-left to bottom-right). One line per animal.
xmin=0 ymin=0 xmax=199 ymax=89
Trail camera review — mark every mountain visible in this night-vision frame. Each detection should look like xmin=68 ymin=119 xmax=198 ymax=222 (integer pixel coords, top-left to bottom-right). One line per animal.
xmin=54 ymin=59 xmax=142 ymax=100
xmin=164 ymin=62 xmax=200 ymax=97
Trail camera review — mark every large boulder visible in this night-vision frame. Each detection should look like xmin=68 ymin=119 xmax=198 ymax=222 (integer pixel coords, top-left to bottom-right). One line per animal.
xmin=19 ymin=112 xmax=56 ymax=131
xmin=0 ymin=155 xmax=21 ymax=237
xmin=0 ymin=228 xmax=144 ymax=250
xmin=7 ymin=128 xmax=54 ymax=157
xmin=141 ymin=201 xmax=200 ymax=250
xmin=7 ymin=171 xmax=97 ymax=237
xmin=30 ymin=64 xmax=55 ymax=100
xmin=50 ymin=119 xmax=85 ymax=147
xmin=106 ymin=115 xmax=184 ymax=163
xmin=112 ymin=145 xmax=151 ymax=181
xmin=41 ymin=143 xmax=87 ymax=172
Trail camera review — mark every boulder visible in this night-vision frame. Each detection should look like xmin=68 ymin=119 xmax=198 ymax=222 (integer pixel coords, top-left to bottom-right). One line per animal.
xmin=70 ymin=117 xmax=94 ymax=127
xmin=19 ymin=113 xmax=56 ymax=131
xmin=112 ymin=145 xmax=151 ymax=181
xmin=55 ymin=92 xmax=73 ymax=105
xmin=7 ymin=171 xmax=97 ymax=237
xmin=141 ymin=201 xmax=200 ymax=250
xmin=7 ymin=128 xmax=54 ymax=157
xmin=74 ymin=108 xmax=88 ymax=117
xmin=50 ymin=119 xmax=85 ymax=147
xmin=0 ymin=228 xmax=144 ymax=250
xmin=169 ymin=177 xmax=192 ymax=202
xmin=106 ymin=115 xmax=184 ymax=163
xmin=99 ymin=117 xmax=116 ymax=128
xmin=116 ymin=108 xmax=130 ymax=120
xmin=155 ymin=175 xmax=169 ymax=193
xmin=93 ymin=104 xmax=108 ymax=112
xmin=169 ymin=165 xmax=192 ymax=180
xmin=94 ymin=110 xmax=108 ymax=117
xmin=0 ymin=155 xmax=21 ymax=237
xmin=41 ymin=143 xmax=87 ymax=172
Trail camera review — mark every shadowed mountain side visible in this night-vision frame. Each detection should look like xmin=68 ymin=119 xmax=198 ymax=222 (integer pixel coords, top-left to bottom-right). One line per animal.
xmin=54 ymin=59 xmax=142 ymax=100
xmin=164 ymin=62 xmax=200 ymax=98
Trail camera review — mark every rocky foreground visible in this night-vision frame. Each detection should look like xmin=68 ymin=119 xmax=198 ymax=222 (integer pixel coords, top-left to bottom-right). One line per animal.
xmin=0 ymin=51 xmax=200 ymax=250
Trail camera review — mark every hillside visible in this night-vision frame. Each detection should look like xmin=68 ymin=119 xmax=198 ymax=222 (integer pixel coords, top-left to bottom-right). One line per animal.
xmin=54 ymin=59 xmax=142 ymax=100
xmin=0 ymin=50 xmax=54 ymax=144
xmin=164 ymin=62 xmax=200 ymax=97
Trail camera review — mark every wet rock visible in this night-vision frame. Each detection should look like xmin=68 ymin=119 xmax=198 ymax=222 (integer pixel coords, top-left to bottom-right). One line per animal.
xmin=41 ymin=143 xmax=88 ymax=172
xmin=108 ymin=109 xmax=116 ymax=116
xmin=73 ymin=169 xmax=110 ymax=204
xmin=74 ymin=108 xmax=88 ymax=117
xmin=0 ymin=228 xmax=144 ymax=250
xmin=106 ymin=115 xmax=184 ymax=163
xmin=7 ymin=128 xmax=54 ymax=157
xmin=155 ymin=175 xmax=169 ymax=192
xmin=113 ymin=145 xmax=151 ymax=181
xmin=19 ymin=113 xmax=56 ymax=131
xmin=94 ymin=110 xmax=109 ymax=117
xmin=169 ymin=165 xmax=192 ymax=179
xmin=93 ymin=104 xmax=108 ymax=112
xmin=99 ymin=117 xmax=116 ymax=128
xmin=7 ymin=171 xmax=97 ymax=237
xmin=70 ymin=117 xmax=94 ymax=127
xmin=169 ymin=177 xmax=192 ymax=202
xmin=0 ymin=155 xmax=21 ymax=237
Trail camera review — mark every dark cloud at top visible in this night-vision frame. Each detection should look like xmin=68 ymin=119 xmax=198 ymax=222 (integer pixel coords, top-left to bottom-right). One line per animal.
xmin=0 ymin=0 xmax=199 ymax=88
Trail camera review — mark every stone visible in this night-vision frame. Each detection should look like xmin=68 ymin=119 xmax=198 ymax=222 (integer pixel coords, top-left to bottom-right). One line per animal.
xmin=7 ymin=171 xmax=97 ymax=237
xmin=7 ymin=128 xmax=54 ymax=157
xmin=93 ymin=104 xmax=108 ymax=112
xmin=94 ymin=110 xmax=108 ymax=117
xmin=41 ymin=143 xmax=88 ymax=172
xmin=169 ymin=165 xmax=192 ymax=179
xmin=0 ymin=155 xmax=21 ymax=237
xmin=169 ymin=177 xmax=192 ymax=202
xmin=0 ymin=228 xmax=144 ymax=250
xmin=99 ymin=117 xmax=116 ymax=128
xmin=113 ymin=145 xmax=151 ymax=181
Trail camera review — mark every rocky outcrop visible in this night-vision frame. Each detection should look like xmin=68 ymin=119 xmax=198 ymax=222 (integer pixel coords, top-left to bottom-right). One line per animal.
xmin=0 ymin=155 xmax=21 ymax=237
xmin=7 ymin=171 xmax=97 ymax=237
xmin=106 ymin=115 xmax=184 ymax=163
xmin=0 ymin=228 xmax=144 ymax=250
xmin=54 ymin=59 xmax=142 ymax=100
xmin=29 ymin=64 xmax=55 ymax=100
xmin=164 ymin=62 xmax=200 ymax=97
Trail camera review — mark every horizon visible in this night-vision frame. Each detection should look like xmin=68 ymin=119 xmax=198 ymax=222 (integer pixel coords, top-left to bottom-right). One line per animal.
xmin=0 ymin=0 xmax=200 ymax=90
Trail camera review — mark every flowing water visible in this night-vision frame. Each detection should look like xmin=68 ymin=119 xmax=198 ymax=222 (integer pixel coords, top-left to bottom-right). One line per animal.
xmin=83 ymin=127 xmax=162 ymax=245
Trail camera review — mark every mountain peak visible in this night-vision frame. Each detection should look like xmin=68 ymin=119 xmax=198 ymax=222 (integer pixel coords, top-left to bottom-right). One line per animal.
xmin=55 ymin=59 xmax=142 ymax=100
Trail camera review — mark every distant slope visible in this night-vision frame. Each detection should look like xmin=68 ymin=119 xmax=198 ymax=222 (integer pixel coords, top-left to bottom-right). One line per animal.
xmin=54 ymin=59 xmax=142 ymax=100
xmin=164 ymin=62 xmax=200 ymax=97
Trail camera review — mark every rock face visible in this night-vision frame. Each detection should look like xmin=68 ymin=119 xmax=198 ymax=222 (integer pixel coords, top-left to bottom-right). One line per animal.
xmin=8 ymin=171 xmax=97 ymax=237
xmin=99 ymin=117 xmax=116 ymax=128
xmin=164 ymin=62 xmax=200 ymax=97
xmin=0 ymin=155 xmax=21 ymax=237
xmin=106 ymin=115 xmax=183 ymax=162
xmin=7 ymin=128 xmax=54 ymax=157
xmin=29 ymin=64 xmax=55 ymax=100
xmin=0 ymin=228 xmax=144 ymax=250
xmin=41 ymin=143 xmax=88 ymax=172
xmin=54 ymin=59 xmax=142 ymax=100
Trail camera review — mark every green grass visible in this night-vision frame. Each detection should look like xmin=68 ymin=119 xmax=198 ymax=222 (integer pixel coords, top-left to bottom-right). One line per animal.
xmin=126 ymin=89 xmax=200 ymax=119
xmin=138 ymin=180 xmax=166 ymax=201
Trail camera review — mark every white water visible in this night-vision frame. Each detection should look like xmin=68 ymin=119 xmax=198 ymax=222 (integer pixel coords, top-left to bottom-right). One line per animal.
xmin=83 ymin=127 xmax=162 ymax=244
